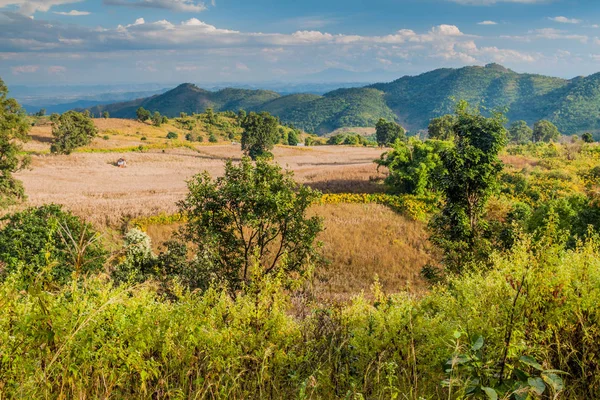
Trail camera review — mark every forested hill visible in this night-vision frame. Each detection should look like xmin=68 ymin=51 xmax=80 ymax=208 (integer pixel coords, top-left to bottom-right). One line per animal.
xmin=88 ymin=64 xmax=600 ymax=135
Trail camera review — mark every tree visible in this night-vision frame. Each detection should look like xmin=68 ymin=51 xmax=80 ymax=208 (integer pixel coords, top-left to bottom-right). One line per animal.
xmin=533 ymin=120 xmax=560 ymax=143
xmin=375 ymin=118 xmax=405 ymax=147
xmin=34 ymin=108 xmax=46 ymax=117
xmin=375 ymin=138 xmax=452 ymax=195
xmin=0 ymin=78 xmax=31 ymax=206
xmin=287 ymin=129 xmax=299 ymax=146
xmin=241 ymin=112 xmax=280 ymax=160
xmin=152 ymin=111 xmax=162 ymax=127
xmin=582 ymin=132 xmax=594 ymax=143
xmin=508 ymin=120 xmax=533 ymax=144
xmin=50 ymin=111 xmax=98 ymax=154
xmin=136 ymin=107 xmax=151 ymax=122
xmin=178 ymin=157 xmax=322 ymax=291
xmin=429 ymin=101 xmax=508 ymax=275
xmin=102 ymin=111 xmax=110 ymax=119
xmin=428 ymin=114 xmax=456 ymax=140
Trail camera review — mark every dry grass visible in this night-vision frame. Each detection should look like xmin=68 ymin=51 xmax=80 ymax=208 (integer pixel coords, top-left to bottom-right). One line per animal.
xmin=15 ymin=126 xmax=386 ymax=226
xmin=312 ymin=203 xmax=432 ymax=301
xmin=140 ymin=203 xmax=433 ymax=301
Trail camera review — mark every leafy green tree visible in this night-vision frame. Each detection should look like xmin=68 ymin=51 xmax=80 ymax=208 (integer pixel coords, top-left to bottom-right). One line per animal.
xmin=152 ymin=111 xmax=162 ymax=127
xmin=102 ymin=111 xmax=110 ymax=119
xmin=288 ymin=129 xmax=299 ymax=146
xmin=136 ymin=107 xmax=151 ymax=122
xmin=428 ymin=114 xmax=457 ymax=140
xmin=50 ymin=111 xmax=98 ymax=154
xmin=582 ymin=132 xmax=594 ymax=143
xmin=241 ymin=112 xmax=280 ymax=160
xmin=429 ymin=101 xmax=508 ymax=274
xmin=533 ymin=120 xmax=560 ymax=143
xmin=0 ymin=78 xmax=31 ymax=206
xmin=35 ymin=108 xmax=46 ymax=117
xmin=375 ymin=118 xmax=405 ymax=147
xmin=376 ymin=138 xmax=452 ymax=195
xmin=178 ymin=158 xmax=322 ymax=291
xmin=508 ymin=120 xmax=533 ymax=144
xmin=0 ymin=204 xmax=106 ymax=284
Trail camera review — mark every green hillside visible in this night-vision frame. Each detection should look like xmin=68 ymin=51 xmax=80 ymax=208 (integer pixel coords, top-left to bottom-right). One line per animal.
xmin=88 ymin=64 xmax=600 ymax=135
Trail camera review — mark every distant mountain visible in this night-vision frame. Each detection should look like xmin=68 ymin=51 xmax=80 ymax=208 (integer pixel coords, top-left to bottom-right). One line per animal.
xmin=87 ymin=64 xmax=600 ymax=135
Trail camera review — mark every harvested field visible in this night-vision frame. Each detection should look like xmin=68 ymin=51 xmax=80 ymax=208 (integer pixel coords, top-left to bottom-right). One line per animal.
xmin=15 ymin=122 xmax=387 ymax=225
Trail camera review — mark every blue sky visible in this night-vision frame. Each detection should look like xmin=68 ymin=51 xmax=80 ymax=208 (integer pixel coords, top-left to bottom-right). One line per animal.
xmin=1 ymin=0 xmax=600 ymax=85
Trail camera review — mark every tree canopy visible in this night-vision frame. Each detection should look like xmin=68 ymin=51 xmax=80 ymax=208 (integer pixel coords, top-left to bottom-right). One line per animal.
xmin=0 ymin=78 xmax=31 ymax=206
xmin=508 ymin=120 xmax=533 ymax=144
xmin=375 ymin=118 xmax=405 ymax=147
xmin=178 ymin=157 xmax=322 ymax=291
xmin=533 ymin=120 xmax=560 ymax=143
xmin=241 ymin=112 xmax=280 ymax=160
xmin=427 ymin=114 xmax=456 ymax=141
xmin=50 ymin=111 xmax=98 ymax=154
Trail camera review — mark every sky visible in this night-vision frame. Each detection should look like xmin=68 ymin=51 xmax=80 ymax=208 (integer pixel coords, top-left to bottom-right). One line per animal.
xmin=2 ymin=0 xmax=600 ymax=86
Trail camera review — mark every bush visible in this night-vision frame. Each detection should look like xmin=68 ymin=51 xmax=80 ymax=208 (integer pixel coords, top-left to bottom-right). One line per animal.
xmin=0 ymin=205 xmax=106 ymax=284
xmin=50 ymin=111 xmax=98 ymax=154
xmin=166 ymin=131 xmax=178 ymax=140
xmin=140 ymin=136 xmax=147 ymax=141
xmin=102 ymin=135 xmax=110 ymax=140
xmin=208 ymin=133 xmax=218 ymax=143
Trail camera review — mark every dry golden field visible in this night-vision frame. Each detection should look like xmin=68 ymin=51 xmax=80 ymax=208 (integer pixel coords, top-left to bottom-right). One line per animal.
xmin=14 ymin=118 xmax=433 ymax=299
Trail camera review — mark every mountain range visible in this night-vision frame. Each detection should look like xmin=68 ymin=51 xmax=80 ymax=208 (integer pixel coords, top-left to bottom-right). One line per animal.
xmin=87 ymin=64 xmax=600 ymax=136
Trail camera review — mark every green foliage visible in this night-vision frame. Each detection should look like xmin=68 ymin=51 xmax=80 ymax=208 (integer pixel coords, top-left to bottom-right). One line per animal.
xmin=241 ymin=112 xmax=280 ymax=160
xmin=50 ymin=110 xmax=98 ymax=154
xmin=582 ymin=132 xmax=594 ymax=143
xmin=533 ymin=120 xmax=560 ymax=143
xmin=2 ymin=235 xmax=600 ymax=397
xmin=0 ymin=205 xmax=106 ymax=285
xmin=136 ymin=107 xmax=151 ymax=122
xmin=376 ymin=138 xmax=452 ymax=195
xmin=375 ymin=118 xmax=406 ymax=146
xmin=178 ymin=157 xmax=323 ymax=291
xmin=508 ymin=120 xmax=533 ymax=144
xmin=102 ymin=111 xmax=109 ymax=119
xmin=166 ymin=131 xmax=178 ymax=140
xmin=428 ymin=114 xmax=457 ymax=140
xmin=208 ymin=133 xmax=218 ymax=143
xmin=34 ymin=108 xmax=46 ymax=117
xmin=429 ymin=101 xmax=508 ymax=274
xmin=152 ymin=111 xmax=162 ymax=127
xmin=0 ymin=78 xmax=30 ymax=206
xmin=287 ymin=129 xmax=299 ymax=146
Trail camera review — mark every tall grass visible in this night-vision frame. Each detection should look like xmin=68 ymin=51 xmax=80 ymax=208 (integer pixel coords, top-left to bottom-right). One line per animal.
xmin=1 ymin=234 xmax=599 ymax=398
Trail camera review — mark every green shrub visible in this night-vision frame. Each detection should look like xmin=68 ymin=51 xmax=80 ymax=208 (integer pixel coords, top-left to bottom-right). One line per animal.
xmin=166 ymin=131 xmax=178 ymax=140
xmin=140 ymin=136 xmax=147 ymax=141
xmin=102 ymin=135 xmax=110 ymax=140
xmin=208 ymin=133 xmax=218 ymax=143
xmin=0 ymin=205 xmax=106 ymax=284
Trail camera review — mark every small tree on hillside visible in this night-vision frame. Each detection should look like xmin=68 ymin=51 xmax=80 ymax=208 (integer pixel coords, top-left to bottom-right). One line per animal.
xmin=178 ymin=157 xmax=323 ymax=291
xmin=582 ymin=132 xmax=594 ymax=143
xmin=0 ymin=78 xmax=31 ymax=206
xmin=152 ymin=111 xmax=162 ymax=127
xmin=50 ymin=111 xmax=98 ymax=154
xmin=508 ymin=120 xmax=533 ymax=144
xmin=376 ymin=118 xmax=405 ymax=147
xmin=241 ymin=112 xmax=280 ymax=160
xmin=102 ymin=111 xmax=110 ymax=119
xmin=533 ymin=120 xmax=560 ymax=143
xmin=136 ymin=107 xmax=151 ymax=122
xmin=287 ymin=129 xmax=299 ymax=146
xmin=427 ymin=114 xmax=456 ymax=140
xmin=429 ymin=101 xmax=507 ymax=275
xmin=35 ymin=108 xmax=46 ymax=117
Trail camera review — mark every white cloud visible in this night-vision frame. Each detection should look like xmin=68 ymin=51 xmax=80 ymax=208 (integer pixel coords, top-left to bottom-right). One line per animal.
xmin=103 ymin=0 xmax=207 ymax=13
xmin=235 ymin=62 xmax=249 ymax=71
xmin=47 ymin=65 xmax=65 ymax=73
xmin=0 ymin=0 xmax=82 ymax=15
xmin=549 ymin=16 xmax=582 ymax=24
xmin=53 ymin=9 xmax=88 ymax=15
xmin=478 ymin=21 xmax=498 ymax=25
xmin=11 ymin=64 xmax=39 ymax=73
